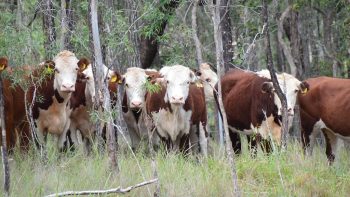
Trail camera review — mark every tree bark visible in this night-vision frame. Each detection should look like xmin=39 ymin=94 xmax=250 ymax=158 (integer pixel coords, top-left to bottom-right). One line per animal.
xmin=88 ymin=0 xmax=118 ymax=173
xmin=262 ymin=0 xmax=289 ymax=148
xmin=211 ymin=1 xmax=241 ymax=195
xmin=60 ymin=0 xmax=74 ymax=51
xmin=0 ymin=75 xmax=10 ymax=197
xmin=220 ymin=0 xmax=234 ymax=71
xmin=126 ymin=0 xmax=142 ymax=68
xmin=191 ymin=0 xmax=203 ymax=65
xmin=139 ymin=0 xmax=180 ymax=69
xmin=42 ymin=0 xmax=56 ymax=60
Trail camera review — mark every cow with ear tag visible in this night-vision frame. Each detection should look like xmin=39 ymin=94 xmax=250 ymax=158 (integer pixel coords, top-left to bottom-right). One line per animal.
xmin=0 ymin=57 xmax=31 ymax=151
xmin=146 ymin=65 xmax=208 ymax=156
xmin=66 ymin=60 xmax=122 ymax=153
xmin=216 ymin=69 xmax=309 ymax=155
xmin=194 ymin=63 xmax=218 ymax=102
xmin=121 ymin=67 xmax=160 ymax=151
xmin=28 ymin=50 xmax=88 ymax=151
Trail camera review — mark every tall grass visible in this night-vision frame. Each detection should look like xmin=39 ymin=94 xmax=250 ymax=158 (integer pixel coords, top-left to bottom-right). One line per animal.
xmin=1 ymin=138 xmax=350 ymax=197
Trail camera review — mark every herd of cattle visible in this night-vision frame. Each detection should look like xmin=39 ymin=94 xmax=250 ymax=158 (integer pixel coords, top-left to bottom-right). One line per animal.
xmin=0 ymin=50 xmax=349 ymax=163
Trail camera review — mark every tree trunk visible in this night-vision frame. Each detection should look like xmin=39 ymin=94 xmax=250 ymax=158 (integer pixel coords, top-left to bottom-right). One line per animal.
xmin=262 ymin=0 xmax=289 ymax=148
xmin=220 ymin=0 xmax=234 ymax=72
xmin=42 ymin=0 xmax=56 ymax=59
xmin=60 ymin=0 xmax=73 ymax=51
xmin=88 ymin=0 xmax=118 ymax=173
xmin=139 ymin=0 xmax=180 ymax=69
xmin=211 ymin=1 xmax=241 ymax=195
xmin=126 ymin=0 xmax=142 ymax=68
xmin=0 ymin=76 xmax=10 ymax=197
xmin=191 ymin=0 xmax=203 ymax=65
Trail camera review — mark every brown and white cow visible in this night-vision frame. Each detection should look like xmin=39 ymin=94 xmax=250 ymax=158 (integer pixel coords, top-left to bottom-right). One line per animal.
xmin=145 ymin=65 xmax=208 ymax=156
xmin=195 ymin=63 xmax=218 ymax=101
xmin=298 ymin=77 xmax=350 ymax=163
xmin=121 ymin=67 xmax=160 ymax=151
xmin=68 ymin=61 xmax=121 ymax=151
xmin=0 ymin=57 xmax=30 ymax=151
xmin=28 ymin=50 xmax=87 ymax=149
xmin=217 ymin=69 xmax=308 ymax=154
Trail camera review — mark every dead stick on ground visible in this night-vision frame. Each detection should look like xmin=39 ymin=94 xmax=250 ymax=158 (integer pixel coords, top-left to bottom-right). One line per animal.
xmin=44 ymin=178 xmax=158 ymax=197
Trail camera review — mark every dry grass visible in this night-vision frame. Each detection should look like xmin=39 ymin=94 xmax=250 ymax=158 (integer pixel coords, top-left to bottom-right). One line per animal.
xmin=1 ymin=137 xmax=350 ymax=197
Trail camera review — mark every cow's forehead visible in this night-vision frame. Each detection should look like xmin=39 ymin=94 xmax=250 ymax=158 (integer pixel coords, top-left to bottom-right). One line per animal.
xmin=257 ymin=70 xmax=301 ymax=89
xmin=125 ymin=67 xmax=147 ymax=83
xmin=161 ymin=65 xmax=192 ymax=81
xmin=54 ymin=50 xmax=78 ymax=69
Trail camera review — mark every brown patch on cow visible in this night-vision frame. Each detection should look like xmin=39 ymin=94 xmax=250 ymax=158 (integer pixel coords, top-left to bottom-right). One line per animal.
xmin=77 ymin=58 xmax=90 ymax=72
xmin=70 ymin=81 xmax=87 ymax=109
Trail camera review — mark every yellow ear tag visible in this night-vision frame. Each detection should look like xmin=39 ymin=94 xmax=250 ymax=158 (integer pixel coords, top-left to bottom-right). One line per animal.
xmin=195 ymin=81 xmax=203 ymax=88
xmin=118 ymin=79 xmax=123 ymax=84
xmin=81 ymin=63 xmax=86 ymax=70
xmin=110 ymin=75 xmax=118 ymax=83
xmin=301 ymin=89 xmax=308 ymax=94
xmin=45 ymin=66 xmax=54 ymax=74
xmin=0 ymin=64 xmax=4 ymax=71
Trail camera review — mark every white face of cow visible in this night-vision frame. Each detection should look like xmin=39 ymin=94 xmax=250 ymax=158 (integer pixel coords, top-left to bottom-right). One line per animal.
xmin=197 ymin=63 xmax=218 ymax=101
xmin=160 ymin=65 xmax=195 ymax=105
xmin=53 ymin=50 xmax=80 ymax=92
xmin=123 ymin=67 xmax=149 ymax=109
xmin=81 ymin=63 xmax=119 ymax=102
xmin=258 ymin=70 xmax=306 ymax=117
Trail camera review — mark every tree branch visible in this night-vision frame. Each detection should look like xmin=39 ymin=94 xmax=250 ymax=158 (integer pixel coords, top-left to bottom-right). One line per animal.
xmin=44 ymin=179 xmax=158 ymax=197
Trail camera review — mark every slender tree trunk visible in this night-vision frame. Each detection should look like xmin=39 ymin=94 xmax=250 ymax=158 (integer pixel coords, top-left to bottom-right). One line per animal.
xmin=15 ymin=0 xmax=22 ymax=27
xmin=60 ymin=0 xmax=73 ymax=51
xmin=126 ymin=0 xmax=142 ymax=68
xmin=211 ymin=1 xmax=241 ymax=195
xmin=0 ymin=76 xmax=10 ymax=197
xmin=191 ymin=0 xmax=203 ymax=65
xmin=88 ymin=0 xmax=118 ymax=172
xmin=42 ymin=0 xmax=56 ymax=59
xmin=220 ymin=0 xmax=234 ymax=71
xmin=262 ymin=0 xmax=289 ymax=148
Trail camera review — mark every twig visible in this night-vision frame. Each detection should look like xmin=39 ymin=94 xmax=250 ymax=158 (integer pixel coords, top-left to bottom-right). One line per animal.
xmin=44 ymin=178 xmax=158 ymax=197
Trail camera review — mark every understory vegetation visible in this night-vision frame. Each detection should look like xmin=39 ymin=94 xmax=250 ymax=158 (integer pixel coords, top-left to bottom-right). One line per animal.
xmin=2 ymin=138 xmax=349 ymax=197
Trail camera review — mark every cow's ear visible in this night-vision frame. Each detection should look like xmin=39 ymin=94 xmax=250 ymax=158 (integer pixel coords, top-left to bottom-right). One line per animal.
xmin=77 ymin=58 xmax=90 ymax=72
xmin=193 ymin=68 xmax=202 ymax=76
xmin=109 ymin=71 xmax=122 ymax=84
xmin=261 ymin=82 xmax=274 ymax=93
xmin=0 ymin=57 xmax=8 ymax=72
xmin=299 ymin=81 xmax=309 ymax=94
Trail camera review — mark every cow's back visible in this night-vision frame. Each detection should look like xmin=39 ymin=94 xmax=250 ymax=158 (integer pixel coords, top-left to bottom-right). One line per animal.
xmin=299 ymin=77 xmax=350 ymax=136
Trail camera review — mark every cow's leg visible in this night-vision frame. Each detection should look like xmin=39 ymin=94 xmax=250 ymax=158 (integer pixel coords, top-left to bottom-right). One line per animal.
xmin=229 ymin=129 xmax=241 ymax=154
xmin=179 ymin=134 xmax=190 ymax=156
xmin=322 ymin=128 xmax=338 ymax=165
xmin=247 ymin=135 xmax=258 ymax=158
xmin=189 ymin=124 xmax=199 ymax=154
xmin=199 ymin=122 xmax=208 ymax=157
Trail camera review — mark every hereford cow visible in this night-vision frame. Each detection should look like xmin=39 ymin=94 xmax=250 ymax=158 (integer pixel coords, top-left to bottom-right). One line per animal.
xmin=28 ymin=50 xmax=87 ymax=150
xmin=121 ymin=67 xmax=161 ymax=151
xmin=68 ymin=61 xmax=121 ymax=151
xmin=217 ymin=69 xmax=308 ymax=154
xmin=195 ymin=63 xmax=218 ymax=101
xmin=298 ymin=77 xmax=350 ymax=163
xmin=0 ymin=57 xmax=29 ymax=151
xmin=145 ymin=65 xmax=208 ymax=156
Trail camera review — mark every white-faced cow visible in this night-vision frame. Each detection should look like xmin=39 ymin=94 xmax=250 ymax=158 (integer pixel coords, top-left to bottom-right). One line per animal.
xmin=298 ymin=77 xmax=350 ymax=163
xmin=29 ymin=50 xmax=87 ymax=150
xmin=217 ymin=69 xmax=308 ymax=154
xmin=195 ymin=63 xmax=218 ymax=102
xmin=145 ymin=65 xmax=208 ymax=156
xmin=121 ymin=67 xmax=160 ymax=151
xmin=67 ymin=60 xmax=121 ymax=151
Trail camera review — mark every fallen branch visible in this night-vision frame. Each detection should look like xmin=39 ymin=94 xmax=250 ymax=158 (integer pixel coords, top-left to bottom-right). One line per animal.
xmin=44 ymin=178 xmax=158 ymax=197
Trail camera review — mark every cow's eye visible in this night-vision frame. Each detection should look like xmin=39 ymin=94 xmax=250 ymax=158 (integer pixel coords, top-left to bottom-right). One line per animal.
xmin=125 ymin=83 xmax=129 ymax=88
xmin=294 ymin=89 xmax=299 ymax=93
xmin=205 ymin=78 xmax=211 ymax=82
xmin=166 ymin=80 xmax=169 ymax=84
xmin=75 ymin=67 xmax=79 ymax=71
xmin=55 ymin=68 xmax=60 ymax=73
xmin=187 ymin=81 xmax=190 ymax=84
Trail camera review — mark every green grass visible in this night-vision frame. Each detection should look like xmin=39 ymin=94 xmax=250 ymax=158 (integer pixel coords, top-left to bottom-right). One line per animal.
xmin=1 ymin=138 xmax=350 ymax=197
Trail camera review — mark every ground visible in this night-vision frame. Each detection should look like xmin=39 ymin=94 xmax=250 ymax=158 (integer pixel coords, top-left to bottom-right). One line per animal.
xmin=1 ymin=138 xmax=350 ymax=197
